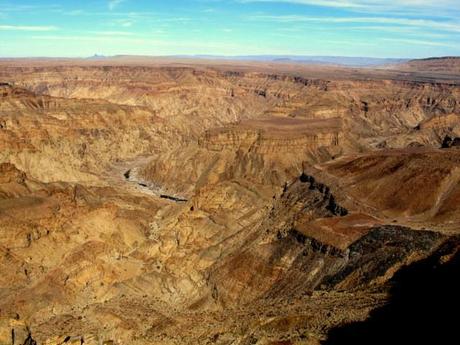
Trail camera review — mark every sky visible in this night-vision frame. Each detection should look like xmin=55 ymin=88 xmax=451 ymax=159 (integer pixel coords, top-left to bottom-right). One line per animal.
xmin=0 ymin=0 xmax=460 ymax=58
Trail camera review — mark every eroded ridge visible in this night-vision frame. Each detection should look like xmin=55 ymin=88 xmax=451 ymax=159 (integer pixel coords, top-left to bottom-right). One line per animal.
xmin=0 ymin=61 xmax=460 ymax=344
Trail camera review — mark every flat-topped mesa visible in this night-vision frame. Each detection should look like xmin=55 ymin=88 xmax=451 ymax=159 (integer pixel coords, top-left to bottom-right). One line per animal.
xmin=198 ymin=116 xmax=342 ymax=153
xmin=402 ymin=56 xmax=460 ymax=73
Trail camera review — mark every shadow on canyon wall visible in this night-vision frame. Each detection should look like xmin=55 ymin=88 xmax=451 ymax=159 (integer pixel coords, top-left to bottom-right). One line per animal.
xmin=323 ymin=238 xmax=460 ymax=345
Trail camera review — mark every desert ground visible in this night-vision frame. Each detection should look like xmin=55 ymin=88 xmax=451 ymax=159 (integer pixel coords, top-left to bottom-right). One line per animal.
xmin=0 ymin=57 xmax=459 ymax=345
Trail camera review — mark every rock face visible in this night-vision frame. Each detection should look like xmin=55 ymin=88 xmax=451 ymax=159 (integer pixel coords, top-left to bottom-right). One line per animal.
xmin=324 ymin=235 xmax=460 ymax=345
xmin=0 ymin=318 xmax=36 ymax=345
xmin=319 ymin=150 xmax=460 ymax=228
xmin=441 ymin=135 xmax=460 ymax=148
xmin=199 ymin=117 xmax=342 ymax=153
xmin=0 ymin=62 xmax=459 ymax=344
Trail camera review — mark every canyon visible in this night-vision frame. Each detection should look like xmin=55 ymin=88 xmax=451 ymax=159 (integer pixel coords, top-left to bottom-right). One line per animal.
xmin=0 ymin=58 xmax=459 ymax=345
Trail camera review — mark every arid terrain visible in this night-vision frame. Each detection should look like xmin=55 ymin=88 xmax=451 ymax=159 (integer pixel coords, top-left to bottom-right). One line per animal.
xmin=0 ymin=57 xmax=459 ymax=345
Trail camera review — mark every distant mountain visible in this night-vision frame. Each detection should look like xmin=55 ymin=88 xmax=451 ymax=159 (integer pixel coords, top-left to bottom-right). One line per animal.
xmin=172 ymin=55 xmax=409 ymax=67
xmin=396 ymin=56 xmax=460 ymax=73
xmin=411 ymin=56 xmax=460 ymax=62
xmin=81 ymin=54 xmax=408 ymax=67
xmin=86 ymin=54 xmax=108 ymax=60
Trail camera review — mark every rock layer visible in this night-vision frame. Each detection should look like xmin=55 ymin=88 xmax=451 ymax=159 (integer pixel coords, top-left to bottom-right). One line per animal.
xmin=0 ymin=62 xmax=459 ymax=344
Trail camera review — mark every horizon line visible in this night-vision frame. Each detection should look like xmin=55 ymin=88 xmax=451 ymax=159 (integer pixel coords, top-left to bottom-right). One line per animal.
xmin=2 ymin=54 xmax=458 ymax=60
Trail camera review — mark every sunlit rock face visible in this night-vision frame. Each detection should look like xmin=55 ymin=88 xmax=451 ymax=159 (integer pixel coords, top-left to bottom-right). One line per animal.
xmin=0 ymin=61 xmax=459 ymax=344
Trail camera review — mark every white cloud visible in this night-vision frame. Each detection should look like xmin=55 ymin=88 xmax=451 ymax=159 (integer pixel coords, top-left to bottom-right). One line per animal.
xmin=349 ymin=25 xmax=450 ymax=38
xmin=0 ymin=25 xmax=57 ymax=31
xmin=121 ymin=21 xmax=133 ymax=27
xmin=89 ymin=31 xmax=135 ymax=36
xmin=249 ymin=15 xmax=460 ymax=33
xmin=247 ymin=0 xmax=364 ymax=8
xmin=30 ymin=35 xmax=144 ymax=43
xmin=381 ymin=38 xmax=454 ymax=47
xmin=240 ymin=0 xmax=460 ymax=11
xmin=64 ymin=10 xmax=85 ymax=16
xmin=0 ymin=4 xmax=63 ymax=13
xmin=108 ymin=0 xmax=125 ymax=11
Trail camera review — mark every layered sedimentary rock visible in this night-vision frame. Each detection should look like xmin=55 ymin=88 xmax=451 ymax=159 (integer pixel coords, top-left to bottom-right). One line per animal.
xmin=319 ymin=149 xmax=460 ymax=229
xmin=0 ymin=62 xmax=459 ymax=344
xmin=199 ymin=117 xmax=342 ymax=152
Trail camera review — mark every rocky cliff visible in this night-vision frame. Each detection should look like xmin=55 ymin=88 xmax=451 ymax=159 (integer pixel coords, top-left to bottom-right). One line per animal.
xmin=0 ymin=63 xmax=459 ymax=344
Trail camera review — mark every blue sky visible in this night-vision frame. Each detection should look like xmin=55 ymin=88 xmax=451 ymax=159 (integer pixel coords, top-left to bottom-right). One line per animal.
xmin=0 ymin=0 xmax=459 ymax=58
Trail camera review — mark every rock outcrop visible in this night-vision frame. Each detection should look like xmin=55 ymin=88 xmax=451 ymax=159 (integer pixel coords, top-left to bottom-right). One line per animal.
xmin=0 ymin=62 xmax=459 ymax=344
xmin=441 ymin=135 xmax=460 ymax=148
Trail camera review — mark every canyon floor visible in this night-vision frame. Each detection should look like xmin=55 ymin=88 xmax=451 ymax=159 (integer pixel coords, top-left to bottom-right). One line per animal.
xmin=0 ymin=57 xmax=459 ymax=345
